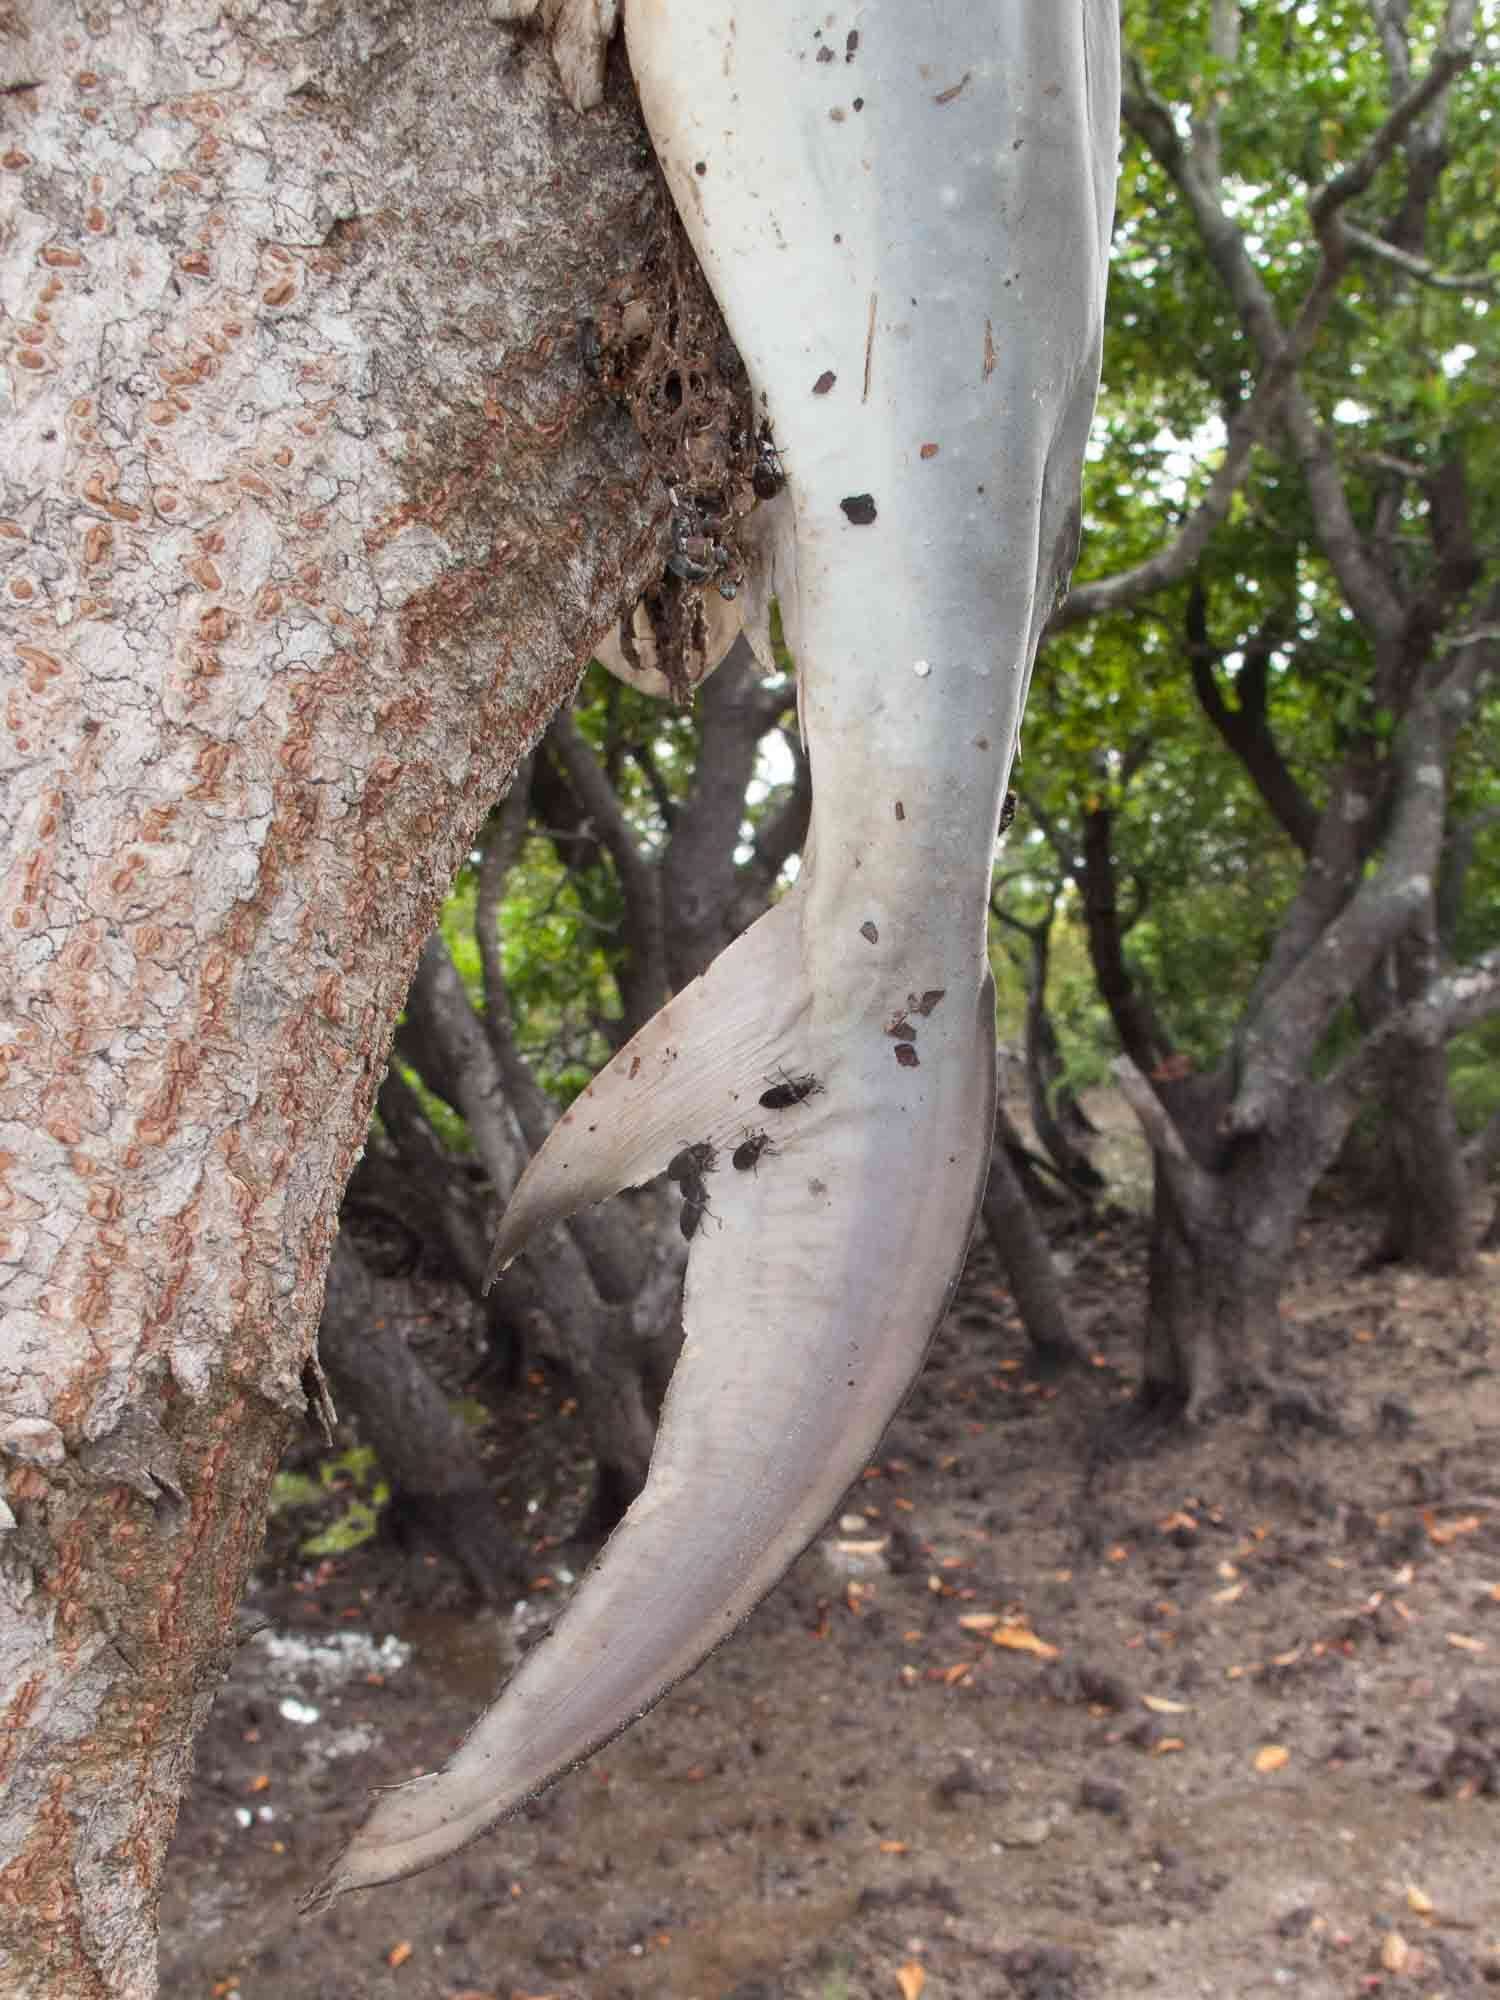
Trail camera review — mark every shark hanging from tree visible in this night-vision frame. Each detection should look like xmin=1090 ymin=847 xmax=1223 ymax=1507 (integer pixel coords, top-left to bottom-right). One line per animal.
xmin=312 ymin=0 xmax=1118 ymax=1904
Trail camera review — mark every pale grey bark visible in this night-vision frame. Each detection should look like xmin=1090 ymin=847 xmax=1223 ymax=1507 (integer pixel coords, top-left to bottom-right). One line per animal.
xmin=0 ymin=3 xmax=671 ymax=1992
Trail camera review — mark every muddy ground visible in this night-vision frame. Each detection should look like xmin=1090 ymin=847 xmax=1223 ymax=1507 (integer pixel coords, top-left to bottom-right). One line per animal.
xmin=160 ymin=1199 xmax=1500 ymax=2000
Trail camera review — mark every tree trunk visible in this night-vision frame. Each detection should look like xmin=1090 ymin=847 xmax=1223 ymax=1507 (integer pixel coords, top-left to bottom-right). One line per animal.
xmin=396 ymin=932 xmax=669 ymax=1515
xmin=1469 ymin=1107 xmax=1500 ymax=1249
xmin=1371 ymin=1030 xmax=1474 ymax=1272
xmin=1018 ymin=915 xmax=1103 ymax=1196
xmin=1137 ymin=1162 xmax=1298 ymax=1422
xmin=1113 ymin=1065 xmax=1310 ymax=1424
xmin=317 ymin=1236 xmax=525 ymax=1604
xmin=0 ymin=4 xmax=671 ymax=1991
xmin=979 ymin=1143 xmax=1086 ymax=1374
xmin=1369 ymin=926 xmax=1475 ymax=1274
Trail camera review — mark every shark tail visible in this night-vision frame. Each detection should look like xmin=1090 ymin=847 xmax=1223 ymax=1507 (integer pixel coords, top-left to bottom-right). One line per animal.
xmin=306 ymin=885 xmax=995 ymax=1905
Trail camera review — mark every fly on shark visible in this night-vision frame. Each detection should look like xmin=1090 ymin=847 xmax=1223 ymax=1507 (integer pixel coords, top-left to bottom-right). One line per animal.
xmin=310 ymin=0 xmax=1119 ymax=1906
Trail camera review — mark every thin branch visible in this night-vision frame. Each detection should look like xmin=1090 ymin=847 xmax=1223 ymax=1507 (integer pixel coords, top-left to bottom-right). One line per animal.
xmin=1067 ymin=29 xmax=1474 ymax=633
xmin=1307 ymin=37 xmax=1476 ymax=231
xmin=1183 ymin=584 xmax=1319 ymax=855
xmin=628 ymin=740 xmax=677 ymax=828
xmin=1112 ymin=1056 xmax=1219 ymax=1220
xmin=1229 ymin=649 xmax=1492 ymax=1133
xmin=1327 ymin=947 xmax=1500 ymax=1111
xmin=1118 ymin=28 xmax=1477 ymax=643
xmin=547 ymin=709 xmax=668 ymax=1033
xmin=1188 ymin=0 xmax=1241 ymax=192
xmin=1056 ymin=363 xmax=1286 ymax=628
xmin=474 ymin=757 xmax=558 ymax=1158
xmin=1465 ymin=1103 xmax=1500 ymax=1179
xmin=744 ymin=736 xmax=811 ymax=893
xmin=1343 ymin=220 xmax=1497 ymax=296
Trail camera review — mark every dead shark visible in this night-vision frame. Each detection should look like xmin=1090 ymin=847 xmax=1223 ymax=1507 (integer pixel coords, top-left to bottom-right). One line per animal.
xmin=312 ymin=0 xmax=1118 ymax=1904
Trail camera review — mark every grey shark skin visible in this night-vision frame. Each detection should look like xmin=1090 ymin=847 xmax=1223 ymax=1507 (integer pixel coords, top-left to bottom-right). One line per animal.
xmin=312 ymin=0 xmax=1117 ymax=1904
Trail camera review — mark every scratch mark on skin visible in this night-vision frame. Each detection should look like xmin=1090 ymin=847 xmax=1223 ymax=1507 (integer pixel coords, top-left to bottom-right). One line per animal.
xmin=863 ymin=291 xmax=878 ymax=402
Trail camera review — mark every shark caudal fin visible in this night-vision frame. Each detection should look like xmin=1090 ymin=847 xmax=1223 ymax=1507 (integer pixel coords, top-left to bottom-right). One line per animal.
xmin=482 ymin=887 xmax=810 ymax=1287
xmin=306 ymin=904 xmax=996 ymax=1906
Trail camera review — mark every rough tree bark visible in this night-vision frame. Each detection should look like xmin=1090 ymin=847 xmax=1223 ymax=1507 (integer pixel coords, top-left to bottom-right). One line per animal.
xmin=0 ymin=4 xmax=677 ymax=1993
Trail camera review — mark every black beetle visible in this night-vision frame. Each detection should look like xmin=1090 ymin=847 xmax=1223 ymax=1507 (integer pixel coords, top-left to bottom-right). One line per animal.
xmin=732 ymin=1129 xmax=776 ymax=1172
xmin=759 ymin=1070 xmax=823 ymax=1111
xmin=667 ymin=1140 xmax=718 ymax=1184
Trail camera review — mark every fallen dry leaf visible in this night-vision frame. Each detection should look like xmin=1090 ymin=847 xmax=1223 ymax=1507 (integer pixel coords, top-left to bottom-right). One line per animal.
xmin=1380 ymin=1930 xmax=1410 ymax=1974
xmin=878 ymin=1839 xmax=910 ymax=1855
xmin=1254 ymin=1744 xmax=1290 ymax=1774
xmin=1211 ymin=1581 xmax=1246 ymax=1604
xmin=248 ymin=1774 xmax=270 ymax=1794
xmin=990 ymin=1623 xmax=1061 ymax=1660
xmin=896 ymin=1962 xmax=927 ymax=2000
xmin=1406 ymin=1885 xmax=1434 ymax=1917
xmin=1424 ymin=1512 xmax=1482 ymax=1546
xmin=1151 ymin=1737 xmax=1185 ymax=1755
xmin=958 ymin=1612 xmax=1000 ymax=1632
xmin=1142 ymin=1694 xmax=1189 ymax=1714
xmin=386 ymin=1939 xmax=413 ymax=1968
xmin=1446 ymin=1632 xmax=1487 ymax=1654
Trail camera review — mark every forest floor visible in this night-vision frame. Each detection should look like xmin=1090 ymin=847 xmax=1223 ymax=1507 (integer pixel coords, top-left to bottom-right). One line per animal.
xmin=160 ymin=1171 xmax=1500 ymax=2000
